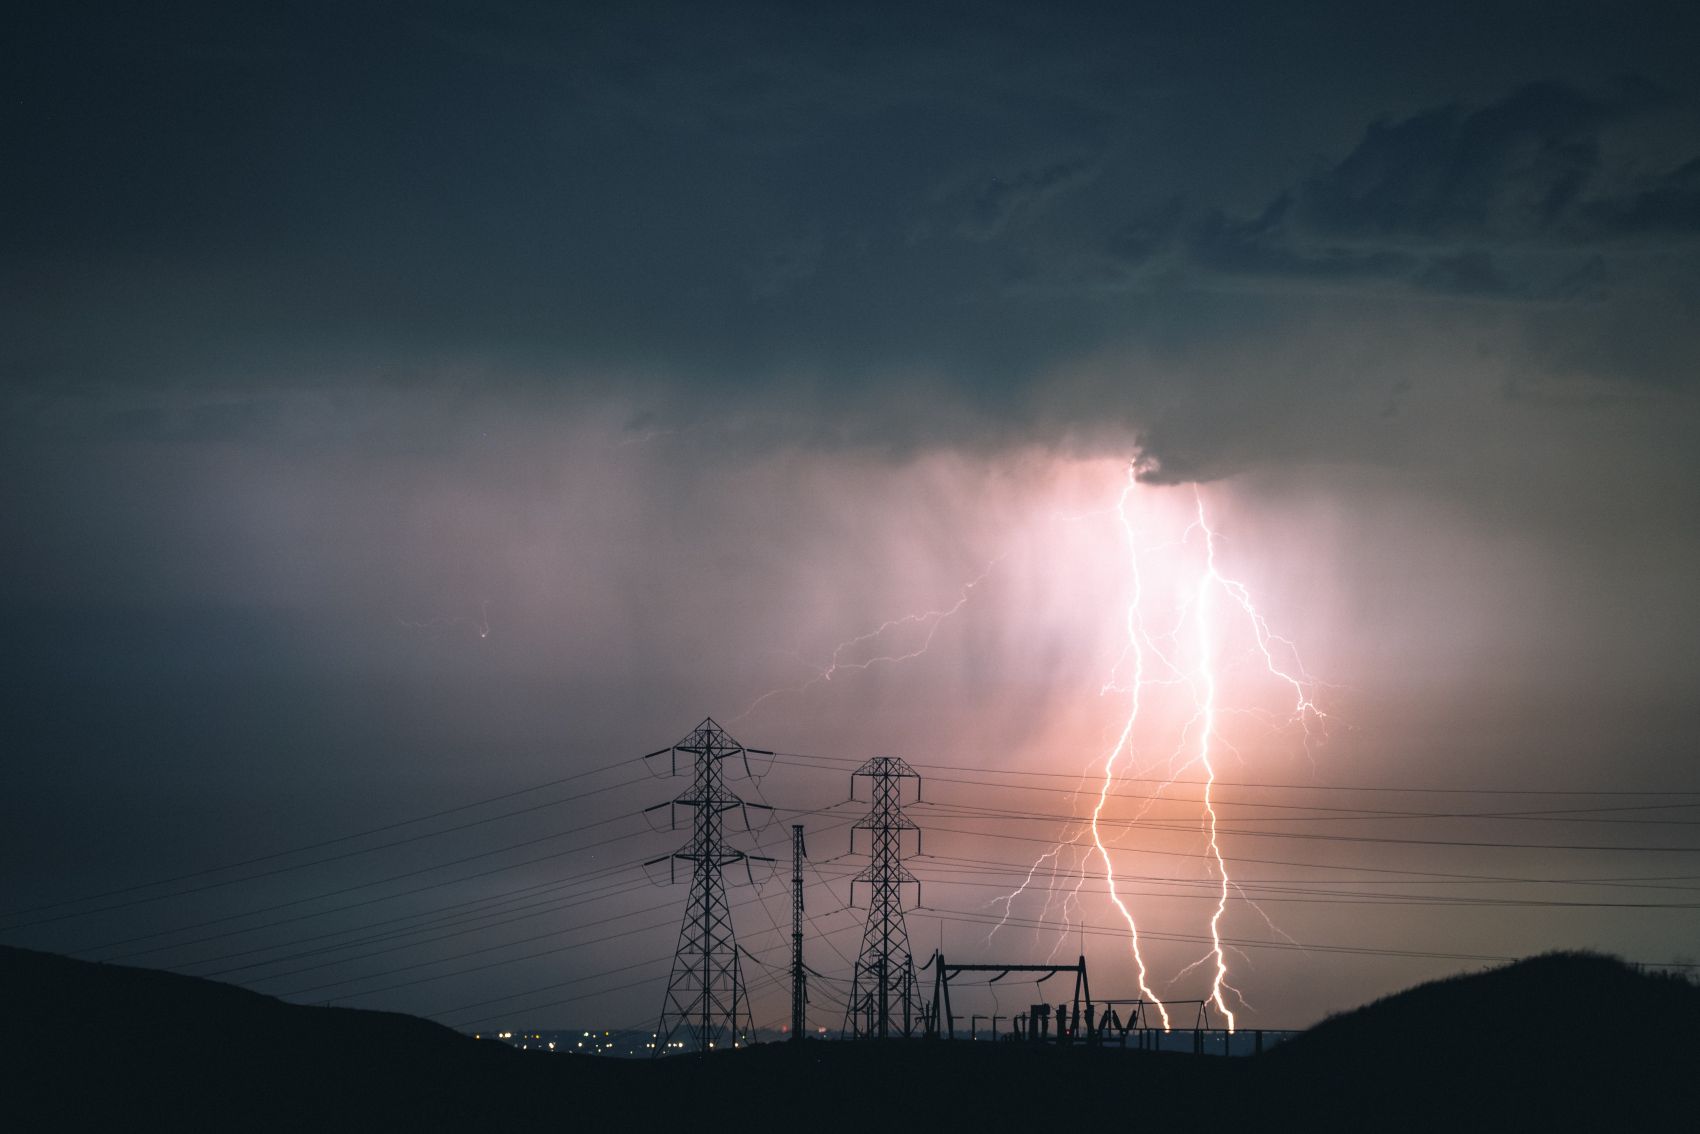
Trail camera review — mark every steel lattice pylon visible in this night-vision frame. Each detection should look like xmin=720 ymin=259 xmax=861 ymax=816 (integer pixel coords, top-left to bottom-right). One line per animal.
xmin=790 ymin=824 xmax=807 ymax=1042
xmin=846 ymin=756 xmax=924 ymax=1039
xmin=645 ymin=718 xmax=771 ymax=1055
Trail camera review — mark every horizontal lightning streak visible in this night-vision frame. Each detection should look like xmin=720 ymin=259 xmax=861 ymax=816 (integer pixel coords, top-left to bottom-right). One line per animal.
xmin=732 ymin=558 xmax=1002 ymax=724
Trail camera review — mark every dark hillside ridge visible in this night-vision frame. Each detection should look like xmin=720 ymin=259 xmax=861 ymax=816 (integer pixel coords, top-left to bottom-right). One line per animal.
xmin=1 ymin=944 xmax=560 ymax=1128
xmin=1259 ymin=951 xmax=1700 ymax=1129
xmin=4 ymin=944 xmax=1696 ymax=1132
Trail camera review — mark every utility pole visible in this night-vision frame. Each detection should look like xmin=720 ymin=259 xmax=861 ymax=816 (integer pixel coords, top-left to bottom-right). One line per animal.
xmin=791 ymin=824 xmax=806 ymax=1043
xmin=645 ymin=718 xmax=772 ymax=1055
xmin=846 ymin=756 xmax=924 ymax=1040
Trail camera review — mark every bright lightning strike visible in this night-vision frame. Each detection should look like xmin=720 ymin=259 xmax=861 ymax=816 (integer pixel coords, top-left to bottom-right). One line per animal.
xmin=1189 ymin=494 xmax=1236 ymax=1030
xmin=1086 ymin=466 xmax=1172 ymax=1029
xmin=1001 ymin=461 xmax=1328 ymax=1034
xmin=1191 ymin=494 xmax=1328 ymax=755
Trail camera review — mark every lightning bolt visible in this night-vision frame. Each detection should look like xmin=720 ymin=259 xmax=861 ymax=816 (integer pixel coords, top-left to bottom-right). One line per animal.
xmin=986 ymin=844 xmax=1064 ymax=944
xmin=999 ymin=460 xmax=1326 ymax=1035
xmin=396 ymin=598 xmax=491 ymax=641
xmin=1190 ymin=494 xmax=1327 ymax=754
xmin=1087 ymin=465 xmax=1172 ymax=1028
xmin=1181 ymin=485 xmax=1332 ymax=1028
xmin=1190 ymin=494 xmax=1236 ymax=1030
xmin=732 ymin=557 xmax=1002 ymax=724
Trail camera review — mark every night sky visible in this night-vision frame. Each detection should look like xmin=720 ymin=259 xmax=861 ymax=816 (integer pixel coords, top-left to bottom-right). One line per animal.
xmin=4 ymin=1 xmax=1699 ymax=1035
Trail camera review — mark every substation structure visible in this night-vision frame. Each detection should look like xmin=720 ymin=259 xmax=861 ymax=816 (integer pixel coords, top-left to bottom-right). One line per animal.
xmin=643 ymin=719 xmax=1280 ymax=1057
xmin=922 ymin=952 xmax=1269 ymax=1054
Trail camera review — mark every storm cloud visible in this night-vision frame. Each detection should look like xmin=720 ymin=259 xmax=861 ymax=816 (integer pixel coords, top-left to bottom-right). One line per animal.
xmin=6 ymin=4 xmax=1698 ymax=471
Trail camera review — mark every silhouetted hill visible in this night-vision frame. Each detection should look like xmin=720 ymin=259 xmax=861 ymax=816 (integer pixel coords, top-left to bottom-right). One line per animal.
xmin=1258 ymin=951 xmax=1700 ymax=1129
xmin=0 ymin=944 xmax=563 ymax=1129
xmin=5 ymin=945 xmax=1696 ymax=1131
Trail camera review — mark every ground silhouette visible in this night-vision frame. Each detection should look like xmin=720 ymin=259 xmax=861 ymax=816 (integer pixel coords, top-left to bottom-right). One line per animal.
xmin=1260 ymin=949 xmax=1700 ymax=1130
xmin=4 ymin=945 xmax=1695 ymax=1130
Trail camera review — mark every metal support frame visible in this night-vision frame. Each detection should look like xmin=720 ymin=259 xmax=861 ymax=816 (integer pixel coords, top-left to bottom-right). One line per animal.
xmin=926 ymin=954 xmax=1093 ymax=1043
xmin=1091 ymin=998 xmax=1218 ymax=1049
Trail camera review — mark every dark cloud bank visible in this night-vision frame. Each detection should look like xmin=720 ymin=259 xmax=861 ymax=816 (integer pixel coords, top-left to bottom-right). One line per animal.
xmin=5 ymin=3 xmax=1699 ymax=476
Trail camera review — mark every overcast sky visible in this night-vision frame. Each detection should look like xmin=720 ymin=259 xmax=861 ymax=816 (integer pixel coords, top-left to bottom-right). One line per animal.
xmin=4 ymin=1 xmax=1698 ymax=1034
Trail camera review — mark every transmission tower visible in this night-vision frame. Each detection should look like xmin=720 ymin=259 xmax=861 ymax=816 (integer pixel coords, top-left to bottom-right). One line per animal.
xmin=846 ymin=756 xmax=924 ymax=1039
xmin=645 ymin=718 xmax=771 ymax=1055
xmin=790 ymin=824 xmax=806 ymax=1042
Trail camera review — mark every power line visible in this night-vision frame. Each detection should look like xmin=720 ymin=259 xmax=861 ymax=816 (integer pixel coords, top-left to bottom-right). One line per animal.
xmin=767 ymin=749 xmax=1700 ymax=798
xmin=914 ymin=851 xmax=1700 ymax=893
xmin=171 ymin=860 xmax=646 ymax=973
xmin=278 ymin=902 xmax=687 ymax=1000
xmin=912 ymin=823 xmax=1700 ymax=878
xmin=85 ymin=812 xmax=657 ymax=957
xmin=25 ymin=742 xmax=1688 ymax=939
xmin=901 ymin=860 xmax=1700 ymax=912
xmin=196 ymin=869 xmax=650 ymax=980
xmin=421 ymin=876 xmax=846 ymax=1022
xmin=434 ymin=876 xmax=1697 ymax=1034
xmin=917 ymin=807 xmax=1700 ymax=854
xmin=916 ymin=795 xmax=1700 ymax=825
xmin=131 ymin=807 xmax=864 ymax=968
xmin=14 ymin=789 xmax=650 ymax=940
xmin=1 ymin=755 xmax=643 ymax=920
xmin=918 ymin=906 xmax=1523 ymax=966
xmin=276 ymin=814 xmax=861 ymax=1012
